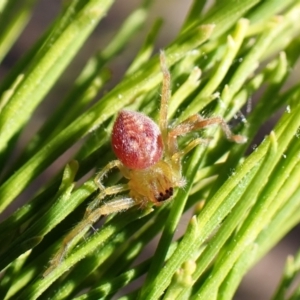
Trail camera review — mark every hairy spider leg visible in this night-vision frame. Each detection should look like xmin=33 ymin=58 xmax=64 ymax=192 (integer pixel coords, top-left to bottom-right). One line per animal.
xmin=94 ymin=160 xmax=130 ymax=191
xmin=170 ymin=114 xmax=247 ymax=144
xmin=43 ymin=194 xmax=135 ymax=277
xmin=85 ymin=183 xmax=130 ymax=217
xmin=43 ymin=162 xmax=132 ymax=277
xmin=86 ymin=160 xmax=130 ymax=215
xmin=171 ymin=137 xmax=210 ymax=165
xmin=167 ymin=114 xmax=247 ymax=175
xmin=159 ymin=50 xmax=171 ymax=157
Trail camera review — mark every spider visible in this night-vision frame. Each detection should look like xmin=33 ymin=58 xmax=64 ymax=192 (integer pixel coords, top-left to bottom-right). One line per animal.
xmin=44 ymin=51 xmax=246 ymax=277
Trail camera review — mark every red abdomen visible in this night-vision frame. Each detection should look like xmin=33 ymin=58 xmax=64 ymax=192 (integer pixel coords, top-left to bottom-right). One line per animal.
xmin=112 ymin=110 xmax=163 ymax=169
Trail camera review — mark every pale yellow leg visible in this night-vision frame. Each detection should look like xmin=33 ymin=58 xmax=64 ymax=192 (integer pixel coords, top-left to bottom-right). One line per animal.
xmin=159 ymin=50 xmax=171 ymax=150
xmin=169 ymin=137 xmax=209 ymax=176
xmin=85 ymin=184 xmax=129 ymax=217
xmin=88 ymin=160 xmax=129 ymax=215
xmin=43 ymin=189 xmax=133 ymax=277
xmin=43 ymin=160 xmax=131 ymax=277
xmin=94 ymin=160 xmax=129 ymax=191
xmin=171 ymin=137 xmax=210 ymax=162
xmin=169 ymin=114 xmax=247 ymax=144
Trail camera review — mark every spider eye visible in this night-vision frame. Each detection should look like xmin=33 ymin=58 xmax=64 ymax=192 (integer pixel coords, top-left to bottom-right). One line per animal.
xmin=156 ymin=187 xmax=174 ymax=202
xmin=112 ymin=110 xmax=163 ymax=169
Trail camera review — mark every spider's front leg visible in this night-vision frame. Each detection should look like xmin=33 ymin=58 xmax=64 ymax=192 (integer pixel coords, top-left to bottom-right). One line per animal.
xmin=85 ymin=160 xmax=130 ymax=216
xmin=43 ymin=161 xmax=131 ymax=277
xmin=167 ymin=114 xmax=247 ymax=172
xmin=170 ymin=114 xmax=247 ymax=144
xmin=43 ymin=184 xmax=133 ymax=277
xmin=43 ymin=195 xmax=136 ymax=277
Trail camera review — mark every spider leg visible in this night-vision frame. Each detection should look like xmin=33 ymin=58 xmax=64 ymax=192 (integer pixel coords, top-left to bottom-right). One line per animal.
xmin=91 ymin=195 xmax=136 ymax=215
xmin=167 ymin=137 xmax=210 ymax=176
xmin=159 ymin=50 xmax=171 ymax=154
xmin=89 ymin=160 xmax=129 ymax=214
xmin=169 ymin=114 xmax=247 ymax=144
xmin=43 ymin=185 xmax=132 ymax=278
xmin=85 ymin=184 xmax=129 ymax=217
xmin=44 ymin=160 xmax=129 ymax=278
xmin=167 ymin=114 xmax=246 ymax=174
xmin=172 ymin=137 xmax=210 ymax=162
xmin=94 ymin=160 xmax=129 ymax=191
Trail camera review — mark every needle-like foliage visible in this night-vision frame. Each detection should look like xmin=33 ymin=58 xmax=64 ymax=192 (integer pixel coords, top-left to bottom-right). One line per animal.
xmin=0 ymin=1 xmax=300 ymax=299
